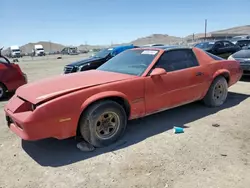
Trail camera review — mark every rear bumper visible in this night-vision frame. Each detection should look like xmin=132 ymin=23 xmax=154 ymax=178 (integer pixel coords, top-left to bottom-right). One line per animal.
xmin=240 ymin=64 xmax=250 ymax=75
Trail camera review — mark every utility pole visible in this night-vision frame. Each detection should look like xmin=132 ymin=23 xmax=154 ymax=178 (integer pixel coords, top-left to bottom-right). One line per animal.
xmin=49 ymin=40 xmax=51 ymax=59
xmin=204 ymin=19 xmax=207 ymax=41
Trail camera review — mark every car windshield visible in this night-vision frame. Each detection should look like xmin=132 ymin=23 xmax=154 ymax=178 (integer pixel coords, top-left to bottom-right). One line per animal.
xmin=93 ymin=48 xmax=112 ymax=58
xmin=97 ymin=49 xmax=159 ymax=76
xmin=195 ymin=42 xmax=215 ymax=49
xmin=236 ymin=40 xmax=250 ymax=46
xmin=36 ymin=48 xmax=44 ymax=51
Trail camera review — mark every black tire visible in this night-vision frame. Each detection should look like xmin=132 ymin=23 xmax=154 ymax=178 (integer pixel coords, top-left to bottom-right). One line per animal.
xmin=0 ymin=83 xmax=7 ymax=100
xmin=203 ymin=76 xmax=228 ymax=107
xmin=79 ymin=100 xmax=127 ymax=147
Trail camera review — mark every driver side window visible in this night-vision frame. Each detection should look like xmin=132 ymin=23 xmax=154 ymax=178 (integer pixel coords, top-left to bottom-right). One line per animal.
xmin=214 ymin=42 xmax=224 ymax=49
xmin=0 ymin=57 xmax=9 ymax=64
xmin=154 ymin=49 xmax=199 ymax=72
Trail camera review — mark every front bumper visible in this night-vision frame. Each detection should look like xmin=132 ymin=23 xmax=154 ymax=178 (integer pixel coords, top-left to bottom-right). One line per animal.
xmin=4 ymin=95 xmax=77 ymax=141
xmin=12 ymin=54 xmax=22 ymax=58
xmin=240 ymin=64 xmax=250 ymax=75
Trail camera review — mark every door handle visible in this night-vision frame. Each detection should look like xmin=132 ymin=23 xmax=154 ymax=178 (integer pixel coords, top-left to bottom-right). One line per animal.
xmin=196 ymin=72 xmax=204 ymax=76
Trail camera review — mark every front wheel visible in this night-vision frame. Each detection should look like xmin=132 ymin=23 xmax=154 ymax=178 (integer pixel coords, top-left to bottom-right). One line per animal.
xmin=0 ymin=83 xmax=7 ymax=100
xmin=203 ymin=76 xmax=228 ymax=107
xmin=79 ymin=100 xmax=127 ymax=147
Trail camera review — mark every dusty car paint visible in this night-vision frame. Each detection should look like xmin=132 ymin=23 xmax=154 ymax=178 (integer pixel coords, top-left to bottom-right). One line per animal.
xmin=4 ymin=47 xmax=242 ymax=141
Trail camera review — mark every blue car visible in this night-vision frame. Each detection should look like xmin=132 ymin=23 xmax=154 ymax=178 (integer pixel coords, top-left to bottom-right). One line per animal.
xmin=63 ymin=44 xmax=137 ymax=74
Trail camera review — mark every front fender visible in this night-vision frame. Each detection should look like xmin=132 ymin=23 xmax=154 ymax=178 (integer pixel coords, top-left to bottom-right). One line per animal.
xmin=80 ymin=91 xmax=131 ymax=112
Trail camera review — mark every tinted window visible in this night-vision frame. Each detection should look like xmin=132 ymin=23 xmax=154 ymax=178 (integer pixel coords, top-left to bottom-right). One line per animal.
xmin=236 ymin=40 xmax=250 ymax=47
xmin=214 ymin=42 xmax=224 ymax=48
xmin=0 ymin=57 xmax=9 ymax=63
xmin=93 ymin=48 xmax=112 ymax=58
xmin=195 ymin=42 xmax=214 ymax=50
xmin=223 ymin=41 xmax=234 ymax=47
xmin=98 ymin=49 xmax=159 ymax=76
xmin=155 ymin=49 xmax=199 ymax=72
xmin=205 ymin=52 xmax=224 ymax=60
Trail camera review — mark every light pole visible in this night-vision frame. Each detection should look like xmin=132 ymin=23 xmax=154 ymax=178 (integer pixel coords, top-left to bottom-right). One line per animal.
xmin=205 ymin=19 xmax=207 ymax=41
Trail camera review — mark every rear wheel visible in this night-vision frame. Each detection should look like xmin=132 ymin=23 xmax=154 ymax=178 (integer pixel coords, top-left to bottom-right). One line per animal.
xmin=0 ymin=83 xmax=7 ymax=100
xmin=203 ymin=76 xmax=228 ymax=107
xmin=79 ymin=100 xmax=127 ymax=147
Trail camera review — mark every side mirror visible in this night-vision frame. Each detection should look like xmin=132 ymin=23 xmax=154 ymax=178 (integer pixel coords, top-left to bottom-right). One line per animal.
xmin=150 ymin=68 xmax=166 ymax=77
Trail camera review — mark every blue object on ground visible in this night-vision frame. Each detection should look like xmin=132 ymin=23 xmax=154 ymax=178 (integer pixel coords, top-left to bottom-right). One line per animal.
xmin=173 ymin=126 xmax=184 ymax=134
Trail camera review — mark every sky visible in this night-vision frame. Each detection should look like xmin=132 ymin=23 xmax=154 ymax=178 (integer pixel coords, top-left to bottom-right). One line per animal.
xmin=1 ymin=0 xmax=250 ymax=47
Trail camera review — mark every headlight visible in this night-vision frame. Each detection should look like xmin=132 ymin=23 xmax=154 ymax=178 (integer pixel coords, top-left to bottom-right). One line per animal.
xmin=228 ymin=55 xmax=234 ymax=60
xmin=31 ymin=104 xmax=36 ymax=111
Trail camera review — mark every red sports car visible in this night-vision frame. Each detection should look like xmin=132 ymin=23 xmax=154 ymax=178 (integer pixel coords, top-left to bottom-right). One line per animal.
xmin=0 ymin=53 xmax=27 ymax=100
xmin=4 ymin=47 xmax=242 ymax=147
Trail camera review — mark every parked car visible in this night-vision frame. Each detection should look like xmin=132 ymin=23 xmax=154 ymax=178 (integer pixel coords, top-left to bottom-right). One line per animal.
xmin=142 ymin=44 xmax=165 ymax=47
xmin=63 ymin=44 xmax=136 ymax=74
xmin=194 ymin=40 xmax=241 ymax=59
xmin=231 ymin=35 xmax=250 ymax=44
xmin=0 ymin=50 xmax=27 ymax=100
xmin=61 ymin=47 xmax=79 ymax=55
xmin=5 ymin=47 xmax=242 ymax=147
xmin=235 ymin=39 xmax=250 ymax=48
xmin=228 ymin=44 xmax=250 ymax=75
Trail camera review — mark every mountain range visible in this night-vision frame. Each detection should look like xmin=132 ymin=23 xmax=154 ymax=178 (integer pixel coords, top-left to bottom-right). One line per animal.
xmin=3 ymin=25 xmax=250 ymax=54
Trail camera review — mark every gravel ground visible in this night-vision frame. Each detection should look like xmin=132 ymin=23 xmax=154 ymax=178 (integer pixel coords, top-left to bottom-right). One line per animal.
xmin=0 ymin=55 xmax=249 ymax=188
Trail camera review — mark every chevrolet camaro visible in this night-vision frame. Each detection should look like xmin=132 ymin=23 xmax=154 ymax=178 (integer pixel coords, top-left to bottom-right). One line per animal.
xmin=5 ymin=47 xmax=242 ymax=147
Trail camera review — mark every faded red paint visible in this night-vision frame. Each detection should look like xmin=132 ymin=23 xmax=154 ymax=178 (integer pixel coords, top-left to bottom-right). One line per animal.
xmin=0 ymin=59 xmax=27 ymax=92
xmin=4 ymin=48 xmax=242 ymax=141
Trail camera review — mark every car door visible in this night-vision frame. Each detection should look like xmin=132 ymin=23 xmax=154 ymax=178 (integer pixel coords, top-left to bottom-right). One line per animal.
xmin=212 ymin=41 xmax=226 ymax=56
xmin=144 ymin=49 xmax=208 ymax=114
xmin=0 ymin=57 xmax=22 ymax=91
xmin=222 ymin=41 xmax=238 ymax=58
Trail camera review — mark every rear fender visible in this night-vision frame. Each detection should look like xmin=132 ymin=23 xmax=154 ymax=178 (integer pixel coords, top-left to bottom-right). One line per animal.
xmin=212 ymin=69 xmax=230 ymax=82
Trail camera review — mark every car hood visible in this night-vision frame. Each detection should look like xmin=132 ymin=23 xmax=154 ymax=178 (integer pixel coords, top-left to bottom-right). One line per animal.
xmin=66 ymin=57 xmax=104 ymax=67
xmin=232 ymin=50 xmax=250 ymax=59
xmin=16 ymin=70 xmax=135 ymax=104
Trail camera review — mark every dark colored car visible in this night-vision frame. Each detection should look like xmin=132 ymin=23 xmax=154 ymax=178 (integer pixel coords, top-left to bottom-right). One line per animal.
xmin=63 ymin=45 xmax=136 ymax=74
xmin=235 ymin=39 xmax=250 ymax=48
xmin=61 ymin=47 xmax=79 ymax=55
xmin=228 ymin=45 xmax=250 ymax=75
xmin=0 ymin=50 xmax=27 ymax=99
xmin=194 ymin=40 xmax=241 ymax=59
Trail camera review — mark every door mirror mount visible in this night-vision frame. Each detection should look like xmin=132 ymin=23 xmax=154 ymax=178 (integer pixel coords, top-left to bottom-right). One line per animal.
xmin=150 ymin=68 xmax=166 ymax=77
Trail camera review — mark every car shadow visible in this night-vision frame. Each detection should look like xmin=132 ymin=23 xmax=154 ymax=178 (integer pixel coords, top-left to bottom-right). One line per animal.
xmin=22 ymin=91 xmax=249 ymax=167
xmin=240 ymin=75 xmax=250 ymax=82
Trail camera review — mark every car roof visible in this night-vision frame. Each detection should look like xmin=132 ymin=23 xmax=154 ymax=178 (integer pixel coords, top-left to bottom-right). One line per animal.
xmin=112 ymin=44 xmax=134 ymax=50
xmin=197 ymin=40 xmax=233 ymax=43
xmin=236 ymin=39 xmax=250 ymax=42
xmin=133 ymin=45 xmax=191 ymax=51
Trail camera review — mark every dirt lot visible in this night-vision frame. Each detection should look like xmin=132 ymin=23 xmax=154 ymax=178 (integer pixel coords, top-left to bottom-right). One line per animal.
xmin=0 ymin=55 xmax=250 ymax=188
